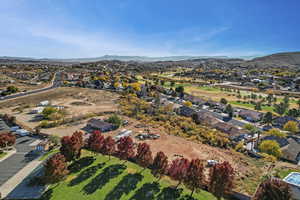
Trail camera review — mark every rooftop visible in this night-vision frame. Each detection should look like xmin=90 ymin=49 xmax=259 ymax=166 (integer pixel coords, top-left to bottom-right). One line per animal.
xmin=283 ymin=172 xmax=300 ymax=187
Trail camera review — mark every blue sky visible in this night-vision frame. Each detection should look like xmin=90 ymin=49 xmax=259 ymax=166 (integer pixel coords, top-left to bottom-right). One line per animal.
xmin=0 ymin=0 xmax=299 ymax=58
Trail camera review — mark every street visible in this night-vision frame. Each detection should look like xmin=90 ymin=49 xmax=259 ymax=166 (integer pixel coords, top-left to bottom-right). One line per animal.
xmin=0 ymin=72 xmax=61 ymax=101
xmin=0 ymin=136 xmax=39 ymax=186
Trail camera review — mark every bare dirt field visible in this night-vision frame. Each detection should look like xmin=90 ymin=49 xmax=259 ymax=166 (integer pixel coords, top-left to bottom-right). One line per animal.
xmin=100 ymin=116 xmax=269 ymax=195
xmin=0 ymin=87 xmax=119 ymax=130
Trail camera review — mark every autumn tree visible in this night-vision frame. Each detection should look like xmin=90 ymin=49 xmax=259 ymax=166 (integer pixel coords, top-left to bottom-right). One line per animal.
xmin=168 ymin=158 xmax=190 ymax=188
xmin=253 ymin=178 xmax=292 ymax=200
xmin=151 ymin=151 xmax=169 ymax=180
xmin=44 ymin=153 xmax=69 ymax=183
xmin=259 ymin=140 xmax=282 ymax=158
xmin=185 ymin=159 xmax=205 ymax=197
xmin=283 ymin=120 xmax=299 ymax=134
xmin=0 ymin=133 xmax=16 ymax=150
xmin=60 ymin=131 xmax=83 ymax=162
xmin=266 ymin=128 xmax=286 ymax=138
xmin=101 ymin=136 xmax=116 ymax=160
xmin=135 ymin=142 xmax=153 ymax=169
xmin=88 ymin=131 xmax=105 ymax=153
xmin=184 ymin=101 xmax=192 ymax=107
xmin=86 ymin=130 xmax=101 ymax=148
xmin=209 ymin=161 xmax=234 ymax=200
xmin=117 ymin=136 xmax=135 ymax=161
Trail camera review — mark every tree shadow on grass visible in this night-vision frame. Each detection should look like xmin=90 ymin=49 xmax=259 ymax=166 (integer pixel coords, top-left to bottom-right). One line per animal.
xmin=179 ymin=195 xmax=198 ymax=200
xmin=82 ymin=164 xmax=127 ymax=195
xmin=130 ymin=182 xmax=161 ymax=200
xmin=68 ymin=162 xmax=106 ymax=187
xmin=68 ymin=156 xmax=96 ymax=173
xmin=157 ymin=187 xmax=183 ymax=200
xmin=104 ymin=173 xmax=143 ymax=200
xmin=40 ymin=188 xmax=53 ymax=200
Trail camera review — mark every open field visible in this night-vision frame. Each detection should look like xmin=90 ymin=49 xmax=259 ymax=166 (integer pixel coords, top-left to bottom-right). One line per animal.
xmin=0 ymin=87 xmax=119 ymax=131
xmin=40 ymin=150 xmax=217 ymax=200
xmin=0 ymin=152 xmax=7 ymax=159
xmin=184 ymin=85 xmax=299 ymax=113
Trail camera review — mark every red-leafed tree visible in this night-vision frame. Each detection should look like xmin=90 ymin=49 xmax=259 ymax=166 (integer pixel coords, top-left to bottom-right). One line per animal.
xmin=168 ymin=158 xmax=190 ymax=188
xmin=151 ymin=151 xmax=169 ymax=180
xmin=185 ymin=159 xmax=205 ymax=197
xmin=135 ymin=142 xmax=153 ymax=169
xmin=209 ymin=161 xmax=235 ymax=200
xmin=0 ymin=132 xmax=16 ymax=150
xmin=88 ymin=131 xmax=105 ymax=153
xmin=253 ymin=178 xmax=292 ymax=200
xmin=86 ymin=130 xmax=101 ymax=148
xmin=101 ymin=136 xmax=116 ymax=160
xmin=44 ymin=153 xmax=69 ymax=183
xmin=60 ymin=131 xmax=84 ymax=162
xmin=117 ymin=136 xmax=135 ymax=161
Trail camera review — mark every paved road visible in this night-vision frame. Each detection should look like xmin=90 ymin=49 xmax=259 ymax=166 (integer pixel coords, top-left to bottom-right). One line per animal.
xmin=0 ymin=136 xmax=39 ymax=186
xmin=0 ymin=72 xmax=62 ymax=101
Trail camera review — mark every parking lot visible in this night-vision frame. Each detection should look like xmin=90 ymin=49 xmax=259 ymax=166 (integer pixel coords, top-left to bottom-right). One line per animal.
xmin=0 ymin=136 xmax=39 ymax=186
xmin=0 ymin=119 xmax=10 ymax=133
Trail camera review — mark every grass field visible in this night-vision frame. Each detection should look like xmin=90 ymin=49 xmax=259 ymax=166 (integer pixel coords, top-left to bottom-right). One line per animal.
xmin=274 ymin=168 xmax=300 ymax=179
xmin=39 ymin=149 xmax=60 ymax=161
xmin=40 ymin=151 xmax=218 ymax=200
xmin=0 ymin=152 xmax=7 ymax=159
xmin=229 ymin=101 xmax=274 ymax=112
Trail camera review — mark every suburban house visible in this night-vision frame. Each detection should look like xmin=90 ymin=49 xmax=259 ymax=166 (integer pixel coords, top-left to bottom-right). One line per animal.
xmin=205 ymin=100 xmax=226 ymax=112
xmin=212 ymin=122 xmax=246 ymax=140
xmin=86 ymin=118 xmax=116 ymax=132
xmin=261 ymin=135 xmax=300 ymax=164
xmin=273 ymin=116 xmax=299 ymax=129
xmin=238 ymin=109 xmax=263 ymax=122
xmin=184 ymin=95 xmax=206 ymax=106
xmin=192 ymin=111 xmax=219 ymax=126
xmin=281 ymin=138 xmax=300 ymax=164
xmin=176 ymin=106 xmax=197 ymax=117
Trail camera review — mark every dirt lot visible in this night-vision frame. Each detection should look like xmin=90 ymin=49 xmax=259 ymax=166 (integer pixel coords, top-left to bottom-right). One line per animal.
xmin=0 ymin=87 xmax=119 ymax=131
xmin=99 ymin=116 xmax=269 ymax=195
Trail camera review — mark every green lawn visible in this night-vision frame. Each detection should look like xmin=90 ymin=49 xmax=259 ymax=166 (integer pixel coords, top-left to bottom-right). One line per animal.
xmin=0 ymin=152 xmax=7 ymax=159
xmin=274 ymin=168 xmax=300 ymax=179
xmin=40 ymin=151 xmax=218 ymax=200
xmin=230 ymin=101 xmax=274 ymax=113
xmin=196 ymin=86 xmax=221 ymax=92
xmin=39 ymin=149 xmax=60 ymax=161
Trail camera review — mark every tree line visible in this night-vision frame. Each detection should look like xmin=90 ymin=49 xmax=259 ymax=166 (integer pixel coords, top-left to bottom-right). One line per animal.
xmin=43 ymin=130 xmax=292 ymax=200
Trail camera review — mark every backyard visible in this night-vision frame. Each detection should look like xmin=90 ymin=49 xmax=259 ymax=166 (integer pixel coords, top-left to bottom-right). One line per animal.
xmin=39 ymin=151 xmax=218 ymax=200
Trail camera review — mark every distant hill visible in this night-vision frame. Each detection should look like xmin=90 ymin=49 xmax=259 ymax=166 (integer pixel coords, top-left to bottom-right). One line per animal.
xmin=249 ymin=52 xmax=300 ymax=68
xmin=0 ymin=55 xmax=231 ymax=63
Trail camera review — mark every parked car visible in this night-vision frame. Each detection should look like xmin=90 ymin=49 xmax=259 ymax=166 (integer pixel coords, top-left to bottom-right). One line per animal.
xmin=10 ymin=126 xmax=20 ymax=132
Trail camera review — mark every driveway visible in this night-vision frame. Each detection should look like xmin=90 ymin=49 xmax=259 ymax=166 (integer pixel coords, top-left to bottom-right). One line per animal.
xmin=0 ymin=136 xmax=39 ymax=186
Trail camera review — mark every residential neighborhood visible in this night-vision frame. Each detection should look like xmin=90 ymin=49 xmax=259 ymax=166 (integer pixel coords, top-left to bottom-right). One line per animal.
xmin=1 ymin=1 xmax=300 ymax=200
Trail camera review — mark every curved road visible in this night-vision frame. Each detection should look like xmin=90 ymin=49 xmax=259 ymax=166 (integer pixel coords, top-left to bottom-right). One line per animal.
xmin=0 ymin=72 xmax=62 ymax=101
